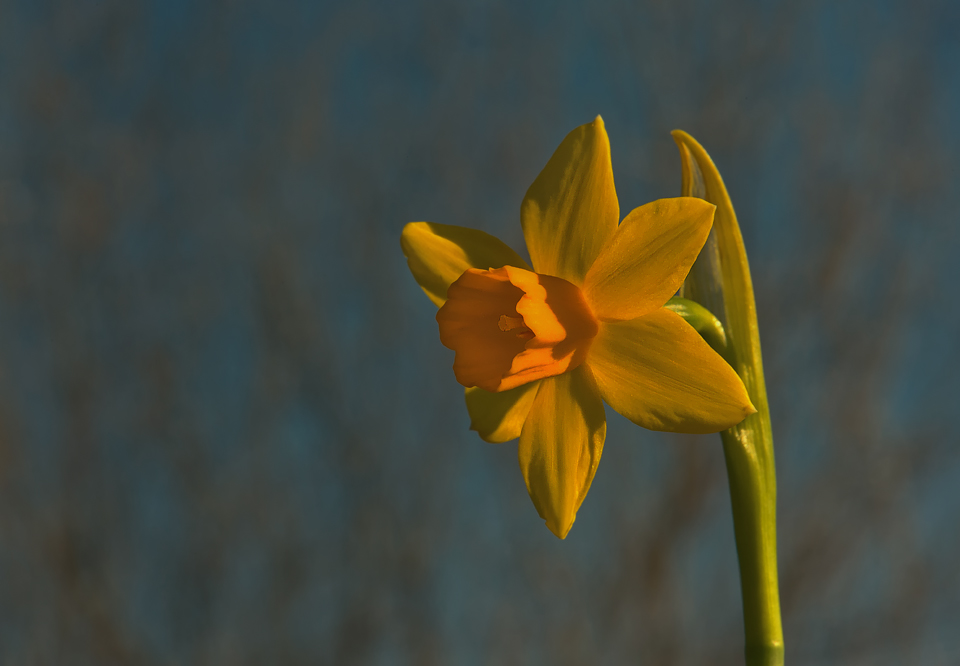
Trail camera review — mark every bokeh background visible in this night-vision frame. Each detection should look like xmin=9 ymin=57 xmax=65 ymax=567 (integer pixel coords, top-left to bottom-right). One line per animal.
xmin=1 ymin=0 xmax=958 ymax=664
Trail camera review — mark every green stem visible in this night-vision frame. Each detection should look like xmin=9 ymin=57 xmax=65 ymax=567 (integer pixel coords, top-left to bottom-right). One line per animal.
xmin=721 ymin=424 xmax=783 ymax=666
xmin=672 ymin=131 xmax=783 ymax=666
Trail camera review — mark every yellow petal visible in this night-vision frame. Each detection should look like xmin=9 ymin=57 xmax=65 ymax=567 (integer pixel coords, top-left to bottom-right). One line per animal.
xmin=587 ymin=308 xmax=755 ymax=434
xmin=518 ymin=367 xmax=606 ymax=539
xmin=520 ymin=116 xmax=619 ymax=286
xmin=582 ymin=198 xmax=716 ymax=322
xmin=400 ymin=221 xmax=530 ymax=307
xmin=464 ymin=382 xmax=540 ymax=443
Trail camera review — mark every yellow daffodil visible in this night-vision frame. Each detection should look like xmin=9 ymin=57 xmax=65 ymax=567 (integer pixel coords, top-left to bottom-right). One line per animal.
xmin=401 ymin=117 xmax=755 ymax=538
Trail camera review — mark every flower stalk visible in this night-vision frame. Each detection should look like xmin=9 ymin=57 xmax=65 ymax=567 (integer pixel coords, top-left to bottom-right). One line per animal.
xmin=672 ymin=131 xmax=784 ymax=666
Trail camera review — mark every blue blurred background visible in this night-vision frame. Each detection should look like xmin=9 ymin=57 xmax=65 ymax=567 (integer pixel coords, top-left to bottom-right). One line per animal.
xmin=1 ymin=0 xmax=959 ymax=664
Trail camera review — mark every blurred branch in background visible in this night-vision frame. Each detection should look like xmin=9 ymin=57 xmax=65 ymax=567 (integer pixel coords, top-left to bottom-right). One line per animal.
xmin=0 ymin=0 xmax=957 ymax=664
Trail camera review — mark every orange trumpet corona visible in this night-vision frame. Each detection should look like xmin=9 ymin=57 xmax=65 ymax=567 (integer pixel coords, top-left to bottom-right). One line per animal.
xmin=436 ymin=266 xmax=599 ymax=392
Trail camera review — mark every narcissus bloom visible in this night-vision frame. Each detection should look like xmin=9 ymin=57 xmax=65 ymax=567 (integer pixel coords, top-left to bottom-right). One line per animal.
xmin=401 ymin=117 xmax=755 ymax=538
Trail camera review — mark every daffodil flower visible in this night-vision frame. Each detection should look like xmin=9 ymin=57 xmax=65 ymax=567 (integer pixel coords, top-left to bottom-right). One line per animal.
xmin=401 ymin=117 xmax=755 ymax=538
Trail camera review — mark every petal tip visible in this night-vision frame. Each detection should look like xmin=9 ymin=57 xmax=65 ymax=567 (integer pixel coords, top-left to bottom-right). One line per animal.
xmin=399 ymin=221 xmax=419 ymax=252
xmin=547 ymin=518 xmax=573 ymax=539
xmin=683 ymin=196 xmax=716 ymax=215
xmin=723 ymin=397 xmax=758 ymax=430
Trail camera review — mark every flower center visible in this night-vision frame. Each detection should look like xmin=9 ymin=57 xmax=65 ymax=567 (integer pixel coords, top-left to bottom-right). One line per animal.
xmin=436 ymin=266 xmax=599 ymax=392
xmin=498 ymin=315 xmax=534 ymax=338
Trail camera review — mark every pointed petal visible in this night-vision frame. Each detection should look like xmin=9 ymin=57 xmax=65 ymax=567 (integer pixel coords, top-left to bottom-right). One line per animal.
xmin=587 ymin=308 xmax=755 ymax=434
xmin=401 ymin=222 xmax=530 ymax=307
xmin=464 ymin=382 xmax=540 ymax=443
xmin=518 ymin=368 xmax=606 ymax=539
xmin=582 ymin=198 xmax=716 ymax=322
xmin=520 ymin=116 xmax=619 ymax=286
